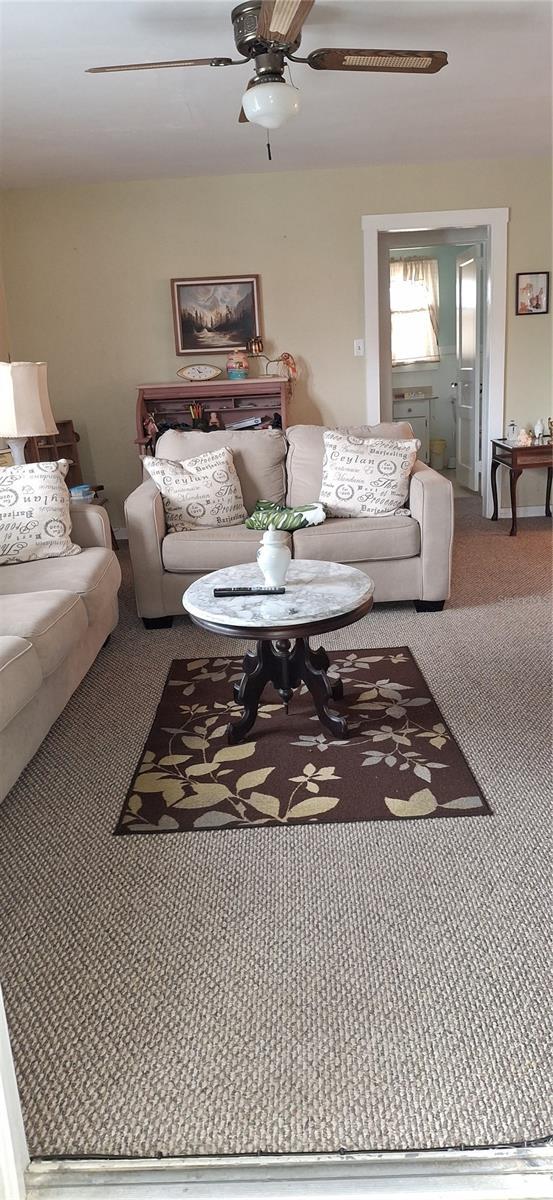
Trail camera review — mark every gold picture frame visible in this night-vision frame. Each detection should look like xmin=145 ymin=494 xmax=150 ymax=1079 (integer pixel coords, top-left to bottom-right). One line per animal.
xmin=170 ymin=274 xmax=262 ymax=355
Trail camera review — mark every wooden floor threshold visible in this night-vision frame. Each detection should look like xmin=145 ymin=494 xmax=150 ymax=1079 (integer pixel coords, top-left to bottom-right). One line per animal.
xmin=25 ymin=1144 xmax=553 ymax=1200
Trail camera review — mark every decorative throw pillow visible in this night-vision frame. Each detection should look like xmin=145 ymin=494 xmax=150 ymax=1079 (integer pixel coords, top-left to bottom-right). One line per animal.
xmin=144 ymin=447 xmax=247 ymax=532
xmin=0 ymin=459 xmax=81 ymax=566
xmin=319 ymin=431 xmax=420 ymax=518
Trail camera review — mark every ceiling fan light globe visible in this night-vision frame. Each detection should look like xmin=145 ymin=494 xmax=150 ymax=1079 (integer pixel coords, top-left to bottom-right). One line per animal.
xmin=241 ymin=80 xmax=300 ymax=129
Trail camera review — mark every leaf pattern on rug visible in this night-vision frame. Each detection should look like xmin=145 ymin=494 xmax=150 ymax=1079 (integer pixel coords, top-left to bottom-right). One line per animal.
xmin=115 ymin=650 xmax=491 ymax=835
xmin=125 ymin=724 xmax=342 ymax=831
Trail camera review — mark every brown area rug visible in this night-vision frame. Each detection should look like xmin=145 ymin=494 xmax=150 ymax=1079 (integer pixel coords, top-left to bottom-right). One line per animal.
xmin=115 ymin=648 xmax=490 ymax=834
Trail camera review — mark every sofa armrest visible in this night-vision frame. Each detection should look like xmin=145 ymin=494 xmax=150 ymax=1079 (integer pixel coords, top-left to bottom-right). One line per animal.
xmin=409 ymin=461 xmax=454 ymax=601
xmin=70 ymin=502 xmax=111 ymax=549
xmin=124 ymin=478 xmax=166 ymax=617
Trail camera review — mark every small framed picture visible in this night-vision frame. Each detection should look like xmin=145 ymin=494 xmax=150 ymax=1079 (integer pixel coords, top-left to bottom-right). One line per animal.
xmin=516 ymin=272 xmax=549 ymax=315
xmin=170 ymin=274 xmax=262 ymax=355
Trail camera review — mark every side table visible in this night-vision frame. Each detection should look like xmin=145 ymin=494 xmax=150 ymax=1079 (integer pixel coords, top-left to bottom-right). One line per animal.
xmin=183 ymin=560 xmax=374 ymax=744
xmin=490 ymin=438 xmax=553 ymax=536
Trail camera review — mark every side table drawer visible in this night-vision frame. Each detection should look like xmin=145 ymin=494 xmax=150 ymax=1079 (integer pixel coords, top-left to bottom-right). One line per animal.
xmin=515 ymin=450 xmax=553 ymax=467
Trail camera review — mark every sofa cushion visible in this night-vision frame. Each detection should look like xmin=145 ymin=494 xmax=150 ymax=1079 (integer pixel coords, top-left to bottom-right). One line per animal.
xmin=0 ymin=636 xmax=43 ymax=732
xmin=162 ymin=524 xmax=290 ymax=574
xmin=0 ymin=459 xmax=81 ymax=566
xmin=0 ymin=547 xmax=120 ymax=625
xmin=319 ymin=432 xmax=419 ymax=518
xmin=286 ymin=422 xmax=415 ymax=507
xmin=292 ymin=513 xmax=420 ymax=563
xmin=144 ymin=448 xmax=247 ymax=532
xmin=154 ymin=429 xmax=287 ymax=514
xmin=0 ymin=590 xmax=88 ymax=677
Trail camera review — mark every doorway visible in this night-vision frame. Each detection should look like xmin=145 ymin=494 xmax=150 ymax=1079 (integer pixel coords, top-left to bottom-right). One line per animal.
xmin=387 ymin=231 xmax=486 ymax=498
xmin=361 ymin=208 xmax=509 ymax=518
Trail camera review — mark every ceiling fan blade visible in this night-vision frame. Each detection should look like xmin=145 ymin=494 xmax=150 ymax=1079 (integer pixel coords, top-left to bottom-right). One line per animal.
xmin=238 ymin=77 xmax=257 ymax=123
xmin=306 ymin=47 xmax=448 ymax=73
xmin=258 ymin=0 xmax=314 ymax=44
xmin=86 ymin=57 xmax=239 ymax=74
xmin=257 ymin=0 xmax=274 ymax=38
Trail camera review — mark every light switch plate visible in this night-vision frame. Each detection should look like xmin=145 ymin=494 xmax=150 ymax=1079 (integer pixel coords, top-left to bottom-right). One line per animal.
xmin=353 ymin=339 xmax=365 ymax=357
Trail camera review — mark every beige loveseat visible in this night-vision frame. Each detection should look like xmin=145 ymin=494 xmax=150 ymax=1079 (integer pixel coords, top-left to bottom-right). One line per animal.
xmin=125 ymin=423 xmax=453 ymax=627
xmin=0 ymin=504 xmax=121 ymax=802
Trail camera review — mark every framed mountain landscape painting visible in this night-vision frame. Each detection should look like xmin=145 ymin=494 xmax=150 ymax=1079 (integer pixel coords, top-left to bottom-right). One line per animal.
xmin=171 ymin=274 xmax=262 ymax=355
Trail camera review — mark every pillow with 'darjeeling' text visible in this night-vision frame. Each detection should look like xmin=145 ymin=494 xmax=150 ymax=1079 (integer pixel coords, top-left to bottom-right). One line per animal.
xmin=144 ymin=446 xmax=247 ymax=532
xmin=319 ymin=431 xmax=420 ymax=519
xmin=0 ymin=459 xmax=81 ymax=566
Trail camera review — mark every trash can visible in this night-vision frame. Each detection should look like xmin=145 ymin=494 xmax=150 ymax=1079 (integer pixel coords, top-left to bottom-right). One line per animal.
xmin=430 ymin=438 xmax=447 ymax=471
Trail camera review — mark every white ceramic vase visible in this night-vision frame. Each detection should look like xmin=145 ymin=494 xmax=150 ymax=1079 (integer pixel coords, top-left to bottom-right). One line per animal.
xmin=256 ymin=528 xmax=291 ymax=587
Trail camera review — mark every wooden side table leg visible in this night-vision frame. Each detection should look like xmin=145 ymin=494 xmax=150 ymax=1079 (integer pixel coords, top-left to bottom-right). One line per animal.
xmin=546 ymin=467 xmax=552 ymax=518
xmin=490 ymin=459 xmax=500 ymax=521
xmin=509 ymin=468 xmax=522 ymax=536
xmin=228 ymin=641 xmax=272 ymax=744
xmin=296 ymin=639 xmax=349 ymax=739
xmin=307 ymin=645 xmax=343 ymax=699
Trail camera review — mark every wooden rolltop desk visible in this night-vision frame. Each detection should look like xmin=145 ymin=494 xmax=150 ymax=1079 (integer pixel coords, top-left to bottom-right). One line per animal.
xmin=135 ymin=378 xmax=291 ymax=454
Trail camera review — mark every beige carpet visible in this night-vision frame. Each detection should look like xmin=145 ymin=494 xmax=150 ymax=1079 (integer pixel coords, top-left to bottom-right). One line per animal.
xmin=0 ymin=497 xmax=551 ymax=1158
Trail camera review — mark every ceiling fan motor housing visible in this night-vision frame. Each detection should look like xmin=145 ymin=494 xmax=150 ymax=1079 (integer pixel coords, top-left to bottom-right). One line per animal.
xmin=253 ymin=50 xmax=286 ymax=79
xmin=231 ymin=2 xmax=302 ymax=58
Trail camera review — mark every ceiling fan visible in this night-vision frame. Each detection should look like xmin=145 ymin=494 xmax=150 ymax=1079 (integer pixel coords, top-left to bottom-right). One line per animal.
xmin=87 ymin=0 xmax=448 ymax=133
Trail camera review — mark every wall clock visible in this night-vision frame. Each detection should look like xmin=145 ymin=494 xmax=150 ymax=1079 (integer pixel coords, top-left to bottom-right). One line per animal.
xmin=177 ymin=364 xmax=222 ymax=382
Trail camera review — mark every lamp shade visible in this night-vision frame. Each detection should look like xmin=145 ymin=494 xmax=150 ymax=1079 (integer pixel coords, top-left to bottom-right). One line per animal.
xmin=241 ymin=80 xmax=300 ymax=129
xmin=0 ymin=362 xmax=58 ymax=438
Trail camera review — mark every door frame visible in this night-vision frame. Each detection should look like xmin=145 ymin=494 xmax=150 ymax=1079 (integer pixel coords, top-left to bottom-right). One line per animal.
xmin=455 ymin=245 xmax=485 ymax=493
xmin=361 ymin=208 xmax=509 ymax=517
xmin=0 ymin=986 xmax=28 ymax=1200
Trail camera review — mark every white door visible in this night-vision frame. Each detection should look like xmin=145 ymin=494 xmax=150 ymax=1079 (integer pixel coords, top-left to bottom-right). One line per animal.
xmin=455 ymin=248 xmax=483 ymax=492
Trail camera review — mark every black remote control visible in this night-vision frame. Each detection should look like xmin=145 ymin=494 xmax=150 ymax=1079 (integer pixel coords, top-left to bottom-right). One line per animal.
xmin=213 ymin=586 xmax=285 ymax=597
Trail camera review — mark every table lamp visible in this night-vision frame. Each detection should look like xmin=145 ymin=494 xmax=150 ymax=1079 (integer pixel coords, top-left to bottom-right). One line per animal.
xmin=0 ymin=361 xmax=58 ymax=465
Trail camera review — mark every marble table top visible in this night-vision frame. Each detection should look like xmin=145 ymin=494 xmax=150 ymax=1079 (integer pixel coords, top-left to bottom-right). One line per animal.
xmin=183 ymin=560 xmax=374 ymax=630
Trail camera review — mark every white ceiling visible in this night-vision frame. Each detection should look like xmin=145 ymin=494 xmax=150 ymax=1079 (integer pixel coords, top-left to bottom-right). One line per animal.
xmin=1 ymin=0 xmax=551 ymax=187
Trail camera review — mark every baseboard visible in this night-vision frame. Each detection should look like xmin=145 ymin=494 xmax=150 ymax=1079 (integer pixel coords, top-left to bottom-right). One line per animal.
xmin=113 ymin=527 xmax=128 ymax=541
xmin=24 ymin=1143 xmax=553 ymax=1199
xmin=498 ymin=506 xmax=550 ymax=519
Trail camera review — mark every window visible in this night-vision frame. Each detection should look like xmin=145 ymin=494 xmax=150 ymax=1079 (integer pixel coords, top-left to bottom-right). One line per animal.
xmin=390 ymin=257 xmax=440 ymax=365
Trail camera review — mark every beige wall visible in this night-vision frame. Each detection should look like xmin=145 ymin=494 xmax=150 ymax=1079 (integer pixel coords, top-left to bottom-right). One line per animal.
xmin=0 ymin=242 xmax=11 ymax=363
xmin=0 ymin=242 xmax=11 ymax=452
xmin=1 ymin=156 xmax=551 ymax=524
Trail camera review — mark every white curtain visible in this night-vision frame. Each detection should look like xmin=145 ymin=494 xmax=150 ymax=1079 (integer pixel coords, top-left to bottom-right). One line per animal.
xmin=390 ymin=257 xmax=440 ymax=365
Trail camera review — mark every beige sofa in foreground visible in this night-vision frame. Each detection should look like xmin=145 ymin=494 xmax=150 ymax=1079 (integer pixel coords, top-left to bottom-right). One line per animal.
xmin=126 ymin=423 xmax=453 ymax=627
xmin=0 ymin=504 xmax=121 ymax=802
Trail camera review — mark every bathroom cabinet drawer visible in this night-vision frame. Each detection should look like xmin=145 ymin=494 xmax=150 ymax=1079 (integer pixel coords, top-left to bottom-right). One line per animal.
xmin=393 ymin=399 xmax=429 ymax=419
xmin=392 ymin=399 xmax=429 ymax=463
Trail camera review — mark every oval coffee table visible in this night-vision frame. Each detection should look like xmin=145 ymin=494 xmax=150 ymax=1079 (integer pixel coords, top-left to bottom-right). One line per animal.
xmin=183 ymin=560 xmax=374 ymax=745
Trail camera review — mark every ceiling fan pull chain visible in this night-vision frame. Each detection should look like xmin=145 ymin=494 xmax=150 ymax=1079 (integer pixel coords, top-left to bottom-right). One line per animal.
xmin=266 ymin=133 xmax=272 ymax=161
